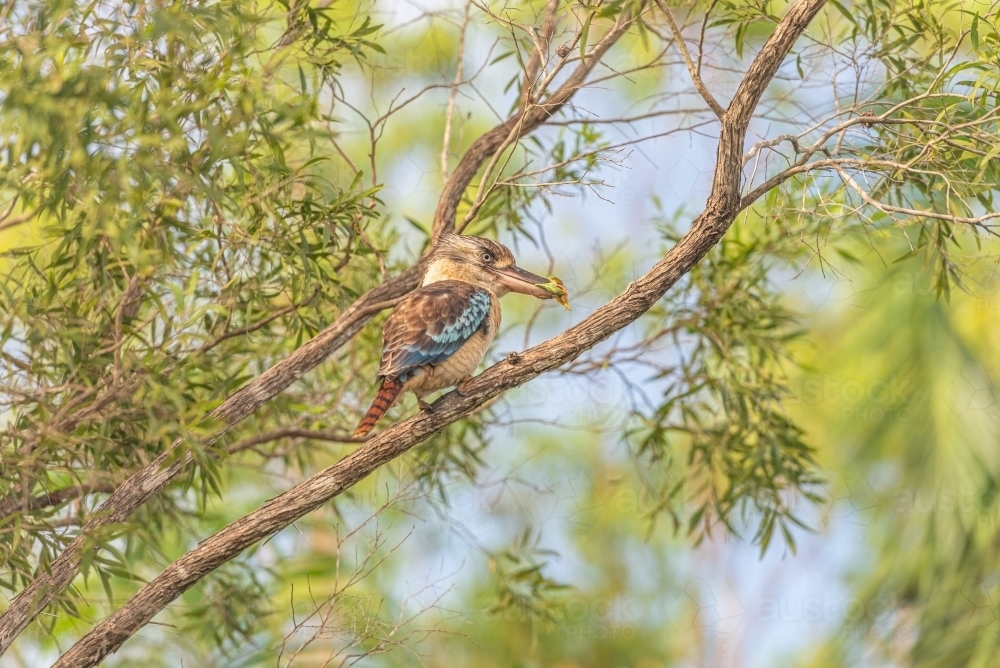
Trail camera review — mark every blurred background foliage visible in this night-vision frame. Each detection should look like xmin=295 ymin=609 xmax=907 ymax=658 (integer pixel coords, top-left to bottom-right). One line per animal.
xmin=2 ymin=0 xmax=1000 ymax=666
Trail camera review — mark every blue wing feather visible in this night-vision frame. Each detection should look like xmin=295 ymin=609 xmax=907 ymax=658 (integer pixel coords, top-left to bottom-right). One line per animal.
xmin=379 ymin=282 xmax=491 ymax=381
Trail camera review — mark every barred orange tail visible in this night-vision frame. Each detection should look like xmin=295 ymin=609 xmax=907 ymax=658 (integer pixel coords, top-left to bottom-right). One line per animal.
xmin=353 ymin=377 xmax=404 ymax=438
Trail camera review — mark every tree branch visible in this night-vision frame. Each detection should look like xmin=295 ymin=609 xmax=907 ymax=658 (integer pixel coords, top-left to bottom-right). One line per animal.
xmin=226 ymin=427 xmax=368 ymax=454
xmin=0 ymin=429 xmax=362 ymax=522
xmin=517 ymin=0 xmax=560 ymax=112
xmin=440 ymin=0 xmax=473 ymax=184
xmin=50 ymin=1 xmax=827 ymax=664
xmin=432 ymin=8 xmax=636 ymax=238
xmin=0 ymin=480 xmax=118 ymax=519
xmin=0 ymin=290 xmax=408 ymax=653
xmin=201 ymin=287 xmax=320 ymax=353
xmin=0 ymin=3 xmax=639 ymax=653
xmin=832 ymin=164 xmax=1000 ymax=229
xmin=0 ymin=206 xmax=39 ymax=233
xmin=654 ymin=0 xmax=726 ymax=119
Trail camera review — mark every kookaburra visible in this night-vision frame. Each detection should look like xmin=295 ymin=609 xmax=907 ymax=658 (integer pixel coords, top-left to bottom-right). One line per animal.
xmin=353 ymin=234 xmax=558 ymax=437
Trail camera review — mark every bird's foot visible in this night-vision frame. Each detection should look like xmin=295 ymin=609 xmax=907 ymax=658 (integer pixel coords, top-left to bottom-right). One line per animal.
xmin=455 ymin=378 xmax=473 ymax=396
xmin=418 ymin=397 xmax=434 ymax=413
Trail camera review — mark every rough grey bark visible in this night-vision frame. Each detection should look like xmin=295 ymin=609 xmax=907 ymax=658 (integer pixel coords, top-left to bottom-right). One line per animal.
xmin=0 ymin=272 xmax=415 ymax=655
xmin=51 ymin=1 xmax=828 ymax=664
xmin=0 ymin=9 xmax=637 ymax=657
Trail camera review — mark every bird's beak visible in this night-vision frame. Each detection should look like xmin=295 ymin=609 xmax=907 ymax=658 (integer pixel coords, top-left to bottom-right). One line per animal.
xmin=492 ymin=264 xmax=554 ymax=299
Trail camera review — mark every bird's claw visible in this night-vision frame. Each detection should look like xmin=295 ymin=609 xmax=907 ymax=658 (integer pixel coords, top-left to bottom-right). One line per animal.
xmin=418 ymin=398 xmax=434 ymax=413
xmin=455 ymin=379 xmax=472 ymax=396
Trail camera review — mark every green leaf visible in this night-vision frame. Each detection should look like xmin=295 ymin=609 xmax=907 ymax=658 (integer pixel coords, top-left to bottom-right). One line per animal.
xmin=978 ymin=140 xmax=1000 ymax=169
xmin=405 ymin=216 xmax=430 ymax=237
xmin=831 ymin=0 xmax=857 ymax=25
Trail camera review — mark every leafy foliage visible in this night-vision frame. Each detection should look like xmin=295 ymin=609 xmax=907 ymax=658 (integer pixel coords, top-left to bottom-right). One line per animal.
xmin=2 ymin=0 xmax=1000 ymax=665
xmin=0 ymin=0 xmax=382 ymax=633
xmin=630 ymin=215 xmax=821 ymax=553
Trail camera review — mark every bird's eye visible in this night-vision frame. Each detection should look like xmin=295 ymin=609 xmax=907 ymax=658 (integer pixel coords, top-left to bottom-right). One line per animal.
xmin=481 ymin=252 xmax=493 ymax=263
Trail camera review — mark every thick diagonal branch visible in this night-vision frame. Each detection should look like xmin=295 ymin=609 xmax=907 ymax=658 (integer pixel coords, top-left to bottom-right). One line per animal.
xmin=0 ymin=6 xmax=636 ymax=654
xmin=0 ymin=279 xmax=414 ymax=654
xmin=52 ymin=2 xmax=827 ymax=665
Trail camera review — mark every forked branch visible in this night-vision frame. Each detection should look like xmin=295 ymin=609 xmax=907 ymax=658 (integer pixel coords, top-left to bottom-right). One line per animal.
xmin=50 ymin=1 xmax=828 ymax=664
xmin=0 ymin=3 xmax=639 ymax=654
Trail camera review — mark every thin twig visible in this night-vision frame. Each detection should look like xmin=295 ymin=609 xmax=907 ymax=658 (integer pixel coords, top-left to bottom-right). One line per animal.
xmin=441 ymin=1 xmax=473 ymax=184
xmin=654 ymin=0 xmax=726 ymax=119
xmin=48 ymin=2 xmax=829 ymax=663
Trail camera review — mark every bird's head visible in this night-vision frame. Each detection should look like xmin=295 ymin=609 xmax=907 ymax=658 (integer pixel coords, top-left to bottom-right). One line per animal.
xmin=423 ymin=234 xmax=555 ymax=299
